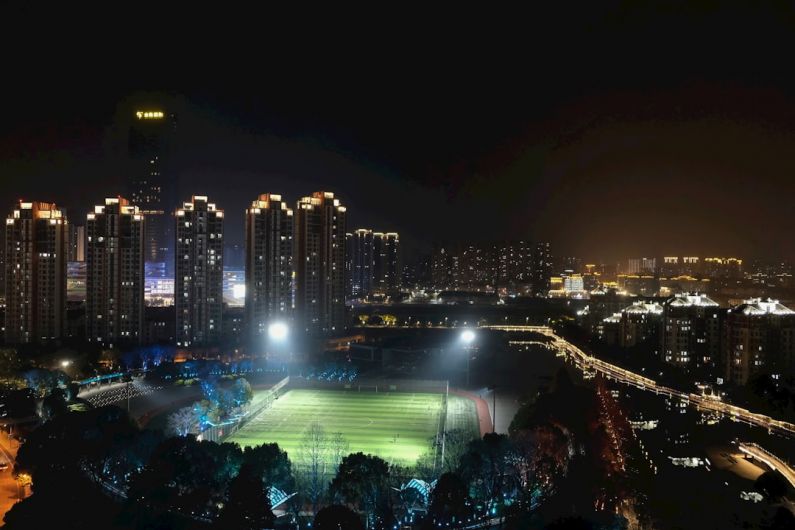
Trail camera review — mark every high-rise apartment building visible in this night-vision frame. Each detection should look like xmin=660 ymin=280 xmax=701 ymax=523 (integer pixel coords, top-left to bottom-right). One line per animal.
xmin=347 ymin=229 xmax=374 ymax=298
xmin=531 ymin=242 xmax=553 ymax=295
xmin=68 ymin=223 xmax=85 ymax=262
xmin=703 ymin=257 xmax=742 ymax=279
xmin=175 ymin=196 xmax=224 ymax=347
xmin=244 ymin=194 xmax=293 ymax=342
xmin=373 ymin=232 xmax=399 ymax=294
xmin=431 ymin=246 xmax=457 ymax=290
xmin=723 ymin=298 xmax=795 ymax=385
xmin=661 ymin=293 xmax=720 ymax=368
xmin=4 ymin=201 xmax=67 ymax=343
xmin=626 ymin=257 xmax=657 ymax=275
xmin=85 ymin=197 xmax=145 ymax=345
xmin=294 ymin=192 xmax=346 ymax=335
xmin=600 ymin=301 xmax=663 ymax=349
xmin=457 ymin=244 xmax=498 ymax=291
xmin=660 ymin=257 xmax=680 ymax=277
xmin=128 ymin=109 xmax=178 ymax=274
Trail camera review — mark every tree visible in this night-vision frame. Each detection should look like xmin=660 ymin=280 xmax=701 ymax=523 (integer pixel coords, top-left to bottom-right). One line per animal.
xmin=7 ymin=406 xmax=138 ymax=529
xmin=0 ymin=348 xmax=22 ymax=379
xmin=297 ymin=422 xmax=329 ymax=514
xmin=330 ymin=431 xmax=350 ymax=473
xmin=755 ymin=471 xmax=789 ymax=500
xmin=458 ymin=433 xmax=518 ymax=512
xmin=215 ymin=463 xmax=274 ymax=530
xmin=168 ymin=406 xmax=196 ymax=437
xmin=441 ymin=428 xmax=471 ymax=473
xmin=233 ymin=378 xmax=253 ymax=407
xmin=193 ymin=399 xmax=221 ymax=430
xmin=426 ymin=472 xmax=471 ymax=526
xmin=330 ymin=453 xmax=391 ymax=528
xmin=39 ymin=387 xmax=68 ymax=421
xmin=315 ymin=504 xmax=365 ymax=530
xmin=126 ymin=436 xmax=243 ymax=522
xmin=242 ymin=443 xmax=294 ymax=492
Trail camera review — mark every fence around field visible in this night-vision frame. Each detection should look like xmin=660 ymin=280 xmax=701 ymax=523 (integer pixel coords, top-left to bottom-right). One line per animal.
xmin=288 ymin=377 xmax=449 ymax=395
xmin=199 ymin=376 xmax=290 ymax=443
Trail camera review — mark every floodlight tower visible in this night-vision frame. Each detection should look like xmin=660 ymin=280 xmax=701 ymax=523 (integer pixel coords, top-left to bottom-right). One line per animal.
xmin=459 ymin=329 xmax=476 ymax=386
xmin=266 ymin=322 xmax=290 ymax=368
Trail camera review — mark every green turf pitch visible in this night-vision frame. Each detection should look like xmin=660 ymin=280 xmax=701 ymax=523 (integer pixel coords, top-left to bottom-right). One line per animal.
xmin=226 ymin=389 xmax=447 ymax=466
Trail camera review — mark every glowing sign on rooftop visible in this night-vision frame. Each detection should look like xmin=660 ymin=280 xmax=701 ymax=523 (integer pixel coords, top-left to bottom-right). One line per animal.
xmin=136 ymin=111 xmax=164 ymax=119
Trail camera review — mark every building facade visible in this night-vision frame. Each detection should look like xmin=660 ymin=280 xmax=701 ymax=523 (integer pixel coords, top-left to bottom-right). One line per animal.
xmin=373 ymin=232 xmax=399 ymax=294
xmin=661 ymin=293 xmax=721 ymax=369
xmin=244 ymin=194 xmax=293 ymax=342
xmin=607 ymin=301 xmax=663 ymax=349
xmin=128 ymin=109 xmax=178 ymax=274
xmin=347 ymin=229 xmax=374 ymax=298
xmin=4 ymin=201 xmax=67 ymax=343
xmin=68 ymin=223 xmax=85 ymax=262
xmin=175 ymin=196 xmax=224 ymax=347
xmin=294 ymin=192 xmax=346 ymax=336
xmin=531 ymin=242 xmax=553 ymax=295
xmin=85 ymin=197 xmax=145 ymax=345
xmin=723 ymin=298 xmax=795 ymax=385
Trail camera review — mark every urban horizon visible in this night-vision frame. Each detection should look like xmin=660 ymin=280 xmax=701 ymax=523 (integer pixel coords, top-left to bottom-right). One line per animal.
xmin=3 ymin=4 xmax=795 ymax=530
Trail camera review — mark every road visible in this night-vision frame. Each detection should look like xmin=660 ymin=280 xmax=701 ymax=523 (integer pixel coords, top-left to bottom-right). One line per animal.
xmin=0 ymin=430 xmax=26 ymax=526
xmin=485 ymin=325 xmax=795 ymax=439
xmin=738 ymin=442 xmax=795 ymax=489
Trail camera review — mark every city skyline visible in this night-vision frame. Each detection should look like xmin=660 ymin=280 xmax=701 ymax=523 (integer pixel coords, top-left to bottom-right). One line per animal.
xmin=5 ymin=6 xmax=795 ymax=530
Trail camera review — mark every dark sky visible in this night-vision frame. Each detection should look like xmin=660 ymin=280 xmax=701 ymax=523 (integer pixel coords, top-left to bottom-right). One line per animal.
xmin=4 ymin=3 xmax=795 ymax=262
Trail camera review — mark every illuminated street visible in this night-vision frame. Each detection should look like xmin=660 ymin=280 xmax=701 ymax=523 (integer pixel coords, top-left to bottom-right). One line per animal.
xmin=487 ymin=325 xmax=795 ymax=439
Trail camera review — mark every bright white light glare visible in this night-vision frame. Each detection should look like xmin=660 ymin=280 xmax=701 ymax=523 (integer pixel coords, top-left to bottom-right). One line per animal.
xmin=268 ymin=322 xmax=288 ymax=341
xmin=232 ymin=283 xmax=246 ymax=299
xmin=460 ymin=330 xmax=476 ymax=344
xmin=61 ymin=360 xmax=71 ymax=367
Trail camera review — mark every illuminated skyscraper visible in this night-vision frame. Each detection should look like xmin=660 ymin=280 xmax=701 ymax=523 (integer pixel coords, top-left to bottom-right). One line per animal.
xmin=626 ymin=257 xmax=657 ymax=275
xmin=531 ymin=242 xmax=553 ymax=295
xmin=68 ymin=223 xmax=85 ymax=262
xmin=346 ymin=229 xmax=400 ymax=297
xmin=4 ymin=201 xmax=67 ymax=343
xmin=85 ymin=198 xmax=145 ymax=345
xmin=128 ymin=109 xmax=177 ymax=275
xmin=244 ymin=194 xmax=293 ymax=341
xmin=661 ymin=293 xmax=720 ymax=368
xmin=373 ymin=232 xmax=399 ymax=293
xmin=724 ymin=298 xmax=795 ymax=384
xmin=175 ymin=196 xmax=224 ymax=346
xmin=347 ymin=229 xmax=374 ymax=298
xmin=294 ymin=192 xmax=346 ymax=335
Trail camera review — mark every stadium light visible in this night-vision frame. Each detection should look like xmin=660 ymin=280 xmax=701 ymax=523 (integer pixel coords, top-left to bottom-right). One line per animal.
xmin=460 ymin=329 xmax=476 ymax=344
xmin=268 ymin=322 xmax=289 ymax=341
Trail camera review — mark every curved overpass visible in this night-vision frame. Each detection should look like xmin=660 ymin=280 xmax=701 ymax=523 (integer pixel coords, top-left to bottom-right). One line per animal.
xmin=737 ymin=442 xmax=795 ymax=489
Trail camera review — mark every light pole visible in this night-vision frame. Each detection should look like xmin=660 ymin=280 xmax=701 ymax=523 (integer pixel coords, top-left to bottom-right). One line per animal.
xmin=460 ymin=329 xmax=476 ymax=387
xmin=267 ymin=322 xmax=289 ymax=367
xmin=487 ymin=385 xmax=497 ymax=433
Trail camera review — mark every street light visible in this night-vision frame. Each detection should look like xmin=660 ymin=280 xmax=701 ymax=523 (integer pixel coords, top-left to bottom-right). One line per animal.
xmin=268 ymin=322 xmax=288 ymax=341
xmin=60 ymin=360 xmax=71 ymax=368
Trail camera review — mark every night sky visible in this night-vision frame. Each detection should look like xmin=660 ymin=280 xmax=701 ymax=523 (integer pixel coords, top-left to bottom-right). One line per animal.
xmin=4 ymin=3 xmax=795 ymax=262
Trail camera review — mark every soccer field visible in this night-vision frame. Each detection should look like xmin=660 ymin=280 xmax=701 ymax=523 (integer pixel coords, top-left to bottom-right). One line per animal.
xmin=226 ymin=388 xmax=456 ymax=466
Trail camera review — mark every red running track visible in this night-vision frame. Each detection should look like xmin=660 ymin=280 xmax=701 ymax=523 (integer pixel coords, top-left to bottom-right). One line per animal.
xmin=449 ymin=388 xmax=492 ymax=437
